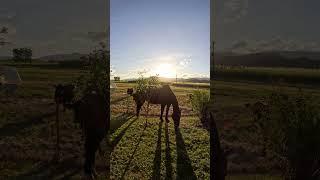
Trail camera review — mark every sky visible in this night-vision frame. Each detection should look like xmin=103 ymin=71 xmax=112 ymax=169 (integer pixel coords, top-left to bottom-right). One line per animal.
xmin=111 ymin=0 xmax=210 ymax=79
xmin=0 ymin=0 xmax=108 ymax=57
xmin=214 ymin=0 xmax=320 ymax=53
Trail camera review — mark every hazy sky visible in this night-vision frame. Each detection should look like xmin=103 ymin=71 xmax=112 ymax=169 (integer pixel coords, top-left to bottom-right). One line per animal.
xmin=0 ymin=0 xmax=108 ymax=57
xmin=111 ymin=0 xmax=210 ymax=79
xmin=214 ymin=0 xmax=320 ymax=53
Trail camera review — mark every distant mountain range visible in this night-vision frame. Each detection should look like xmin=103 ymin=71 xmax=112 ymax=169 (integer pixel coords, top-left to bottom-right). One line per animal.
xmin=122 ymin=76 xmax=210 ymax=83
xmin=39 ymin=53 xmax=87 ymax=62
xmin=215 ymin=51 xmax=320 ymax=68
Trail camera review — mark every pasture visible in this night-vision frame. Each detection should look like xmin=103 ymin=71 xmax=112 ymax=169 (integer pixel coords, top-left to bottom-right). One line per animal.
xmin=212 ymin=66 xmax=320 ymax=179
xmin=0 ymin=63 xmax=110 ymax=179
xmin=110 ymin=82 xmax=210 ymax=179
xmin=1 ymin=61 xmax=318 ymax=179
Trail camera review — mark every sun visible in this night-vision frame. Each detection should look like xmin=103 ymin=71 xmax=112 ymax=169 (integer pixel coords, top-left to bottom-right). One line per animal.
xmin=153 ymin=63 xmax=176 ymax=78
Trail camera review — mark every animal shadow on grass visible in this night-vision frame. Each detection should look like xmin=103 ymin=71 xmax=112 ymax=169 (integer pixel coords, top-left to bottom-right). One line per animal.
xmin=175 ymin=128 xmax=197 ymax=180
xmin=120 ymin=121 xmax=147 ymax=179
xmin=151 ymin=120 xmax=163 ymax=179
xmin=110 ymin=113 xmax=138 ymax=151
xmin=165 ymin=122 xmax=173 ymax=179
xmin=0 ymin=112 xmax=56 ymax=138
xmin=14 ymin=156 xmax=81 ymax=179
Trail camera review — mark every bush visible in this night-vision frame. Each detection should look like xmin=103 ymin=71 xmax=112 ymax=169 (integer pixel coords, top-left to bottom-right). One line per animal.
xmin=256 ymin=87 xmax=320 ymax=179
xmin=190 ymin=89 xmax=210 ymax=127
xmin=74 ymin=42 xmax=109 ymax=102
xmin=134 ymin=73 xmax=160 ymax=94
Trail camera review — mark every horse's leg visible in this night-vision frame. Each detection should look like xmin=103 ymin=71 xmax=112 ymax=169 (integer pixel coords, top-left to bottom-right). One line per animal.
xmin=160 ymin=104 xmax=165 ymax=121
xmin=55 ymin=103 xmax=60 ymax=161
xmin=165 ymin=104 xmax=170 ymax=123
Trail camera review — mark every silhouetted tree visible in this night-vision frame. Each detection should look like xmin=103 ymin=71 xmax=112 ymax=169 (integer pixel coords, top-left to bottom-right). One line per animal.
xmin=12 ymin=48 xmax=33 ymax=63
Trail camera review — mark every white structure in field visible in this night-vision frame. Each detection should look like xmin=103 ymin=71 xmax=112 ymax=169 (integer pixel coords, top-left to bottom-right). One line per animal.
xmin=110 ymin=81 xmax=117 ymax=93
xmin=0 ymin=66 xmax=22 ymax=94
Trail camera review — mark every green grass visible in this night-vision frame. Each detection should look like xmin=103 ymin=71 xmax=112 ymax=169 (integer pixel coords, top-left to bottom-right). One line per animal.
xmin=2 ymin=62 xmax=319 ymax=179
xmin=110 ymin=82 xmax=210 ymax=179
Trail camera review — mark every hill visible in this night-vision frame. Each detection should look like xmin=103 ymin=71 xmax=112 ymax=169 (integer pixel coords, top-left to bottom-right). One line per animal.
xmin=215 ymin=51 xmax=320 ymax=68
xmin=39 ymin=53 xmax=87 ymax=62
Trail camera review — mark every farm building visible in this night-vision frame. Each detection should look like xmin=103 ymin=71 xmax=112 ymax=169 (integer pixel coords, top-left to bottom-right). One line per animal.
xmin=0 ymin=66 xmax=22 ymax=94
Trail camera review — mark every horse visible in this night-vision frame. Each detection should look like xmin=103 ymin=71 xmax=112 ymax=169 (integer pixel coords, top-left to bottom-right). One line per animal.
xmin=53 ymin=84 xmax=109 ymax=179
xmin=73 ymin=92 xmax=109 ymax=179
xmin=131 ymin=85 xmax=181 ymax=128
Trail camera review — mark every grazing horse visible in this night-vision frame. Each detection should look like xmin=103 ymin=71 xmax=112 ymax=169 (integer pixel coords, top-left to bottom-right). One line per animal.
xmin=73 ymin=92 xmax=109 ymax=179
xmin=53 ymin=85 xmax=109 ymax=179
xmin=131 ymin=85 xmax=181 ymax=128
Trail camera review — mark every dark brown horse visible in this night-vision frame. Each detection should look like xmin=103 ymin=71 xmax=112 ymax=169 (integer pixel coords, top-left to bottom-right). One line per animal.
xmin=131 ymin=85 xmax=181 ymax=128
xmin=54 ymin=85 xmax=109 ymax=179
xmin=73 ymin=92 xmax=109 ymax=179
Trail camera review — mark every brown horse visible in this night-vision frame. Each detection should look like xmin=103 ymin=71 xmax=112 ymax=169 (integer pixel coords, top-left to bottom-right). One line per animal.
xmin=131 ymin=85 xmax=181 ymax=128
xmin=54 ymin=85 xmax=109 ymax=179
xmin=73 ymin=92 xmax=109 ymax=179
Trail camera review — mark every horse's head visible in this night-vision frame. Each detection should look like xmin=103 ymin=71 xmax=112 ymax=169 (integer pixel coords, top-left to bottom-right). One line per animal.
xmin=172 ymin=108 xmax=181 ymax=128
xmin=127 ymin=88 xmax=133 ymax=95
xmin=54 ymin=84 xmax=75 ymax=106
xmin=54 ymin=84 xmax=65 ymax=104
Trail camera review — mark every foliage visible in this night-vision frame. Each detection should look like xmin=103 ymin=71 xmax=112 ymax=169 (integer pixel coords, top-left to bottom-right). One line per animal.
xmin=134 ymin=72 xmax=160 ymax=94
xmin=190 ymin=89 xmax=210 ymax=127
xmin=12 ymin=48 xmax=33 ymax=63
xmin=255 ymin=87 xmax=320 ymax=179
xmin=74 ymin=42 xmax=109 ymax=102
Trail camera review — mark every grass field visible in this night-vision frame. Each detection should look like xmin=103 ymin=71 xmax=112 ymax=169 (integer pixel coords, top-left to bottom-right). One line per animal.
xmin=212 ymin=66 xmax=320 ymax=179
xmin=110 ymin=82 xmax=210 ymax=179
xmin=1 ymin=62 xmax=319 ymax=179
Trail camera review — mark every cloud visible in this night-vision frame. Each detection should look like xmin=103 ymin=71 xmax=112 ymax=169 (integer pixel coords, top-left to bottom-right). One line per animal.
xmin=229 ymin=37 xmax=320 ymax=53
xmin=223 ymin=0 xmax=249 ymax=23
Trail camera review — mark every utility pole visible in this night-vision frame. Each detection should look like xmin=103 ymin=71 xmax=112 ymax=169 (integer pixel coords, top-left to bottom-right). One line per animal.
xmin=176 ymin=73 xmax=178 ymax=83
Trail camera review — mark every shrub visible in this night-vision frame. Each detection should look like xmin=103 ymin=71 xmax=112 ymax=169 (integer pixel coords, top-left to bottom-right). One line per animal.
xmin=190 ymin=89 xmax=210 ymax=127
xmin=255 ymin=87 xmax=320 ymax=179
xmin=74 ymin=42 xmax=109 ymax=102
xmin=134 ymin=73 xmax=160 ymax=94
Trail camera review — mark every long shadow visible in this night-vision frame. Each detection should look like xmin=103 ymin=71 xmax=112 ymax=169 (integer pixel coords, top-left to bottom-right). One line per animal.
xmin=175 ymin=128 xmax=197 ymax=180
xmin=165 ymin=122 xmax=173 ymax=180
xmin=0 ymin=112 xmax=56 ymax=137
xmin=120 ymin=123 xmax=147 ymax=180
xmin=151 ymin=120 xmax=163 ymax=180
xmin=110 ymin=116 xmax=138 ymax=151
xmin=110 ymin=113 xmax=135 ymax=133
xmin=14 ymin=156 xmax=81 ymax=179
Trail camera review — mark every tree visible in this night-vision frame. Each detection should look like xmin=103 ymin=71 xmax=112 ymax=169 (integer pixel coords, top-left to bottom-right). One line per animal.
xmin=74 ymin=42 xmax=110 ymax=102
xmin=114 ymin=76 xmax=120 ymax=81
xmin=12 ymin=48 xmax=33 ymax=63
